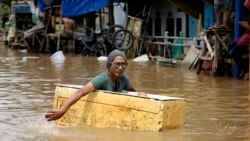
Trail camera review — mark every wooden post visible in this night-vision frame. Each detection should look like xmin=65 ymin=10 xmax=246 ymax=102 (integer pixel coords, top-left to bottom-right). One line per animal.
xmin=40 ymin=6 xmax=52 ymax=52
xmin=108 ymin=2 xmax=114 ymax=26
xmin=212 ymin=34 xmax=219 ymax=75
xmin=56 ymin=6 xmax=62 ymax=51
xmin=197 ymin=13 xmax=202 ymax=37
xmin=164 ymin=31 xmax=169 ymax=58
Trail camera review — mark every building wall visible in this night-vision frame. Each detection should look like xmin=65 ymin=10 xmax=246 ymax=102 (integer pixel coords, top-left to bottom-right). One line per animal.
xmin=204 ymin=3 xmax=215 ymax=29
xmin=189 ymin=16 xmax=197 ymax=37
xmin=150 ymin=0 xmax=187 ymax=37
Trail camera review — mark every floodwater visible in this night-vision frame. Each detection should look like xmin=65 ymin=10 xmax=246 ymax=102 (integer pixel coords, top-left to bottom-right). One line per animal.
xmin=0 ymin=45 xmax=249 ymax=141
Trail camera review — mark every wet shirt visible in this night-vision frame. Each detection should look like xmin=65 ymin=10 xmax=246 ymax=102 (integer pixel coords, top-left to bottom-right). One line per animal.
xmin=91 ymin=72 xmax=131 ymax=92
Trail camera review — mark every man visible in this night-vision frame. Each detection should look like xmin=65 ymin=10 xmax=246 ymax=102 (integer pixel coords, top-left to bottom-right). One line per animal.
xmin=45 ymin=49 xmax=146 ymax=121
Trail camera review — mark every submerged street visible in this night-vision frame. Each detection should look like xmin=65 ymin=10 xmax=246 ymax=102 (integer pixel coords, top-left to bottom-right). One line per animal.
xmin=0 ymin=45 xmax=249 ymax=141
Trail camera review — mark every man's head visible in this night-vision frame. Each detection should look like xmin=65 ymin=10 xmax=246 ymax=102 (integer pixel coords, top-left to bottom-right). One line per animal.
xmin=107 ymin=49 xmax=127 ymax=77
xmin=107 ymin=49 xmax=127 ymax=68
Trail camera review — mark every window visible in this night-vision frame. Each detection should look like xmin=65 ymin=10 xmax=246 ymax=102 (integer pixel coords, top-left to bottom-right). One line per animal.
xmin=166 ymin=18 xmax=174 ymax=36
xmin=155 ymin=18 xmax=161 ymax=36
xmin=176 ymin=18 xmax=182 ymax=36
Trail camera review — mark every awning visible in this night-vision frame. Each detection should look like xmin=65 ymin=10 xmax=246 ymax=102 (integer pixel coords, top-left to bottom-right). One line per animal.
xmin=61 ymin=0 xmax=109 ymax=17
xmin=38 ymin=0 xmax=62 ymax=12
xmin=38 ymin=0 xmax=125 ymax=17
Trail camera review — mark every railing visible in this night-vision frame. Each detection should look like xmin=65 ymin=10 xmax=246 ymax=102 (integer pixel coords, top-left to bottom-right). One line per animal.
xmin=147 ymin=31 xmax=204 ymax=59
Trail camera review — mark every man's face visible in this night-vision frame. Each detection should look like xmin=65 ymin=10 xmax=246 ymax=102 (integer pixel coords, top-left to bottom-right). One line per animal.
xmin=109 ymin=56 xmax=127 ymax=77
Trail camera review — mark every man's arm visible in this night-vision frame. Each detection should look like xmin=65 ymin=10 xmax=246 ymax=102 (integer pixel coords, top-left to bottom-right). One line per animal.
xmin=45 ymin=82 xmax=95 ymax=121
xmin=130 ymin=85 xmax=147 ymax=97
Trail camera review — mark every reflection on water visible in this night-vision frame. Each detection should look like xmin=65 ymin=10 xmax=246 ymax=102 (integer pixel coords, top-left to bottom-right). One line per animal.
xmin=0 ymin=46 xmax=249 ymax=141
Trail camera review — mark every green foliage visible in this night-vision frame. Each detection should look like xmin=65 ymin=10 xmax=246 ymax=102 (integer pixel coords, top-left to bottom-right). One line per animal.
xmin=0 ymin=0 xmax=12 ymax=7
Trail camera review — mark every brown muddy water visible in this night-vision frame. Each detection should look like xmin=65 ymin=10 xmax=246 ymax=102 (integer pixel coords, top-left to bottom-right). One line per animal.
xmin=0 ymin=45 xmax=249 ymax=141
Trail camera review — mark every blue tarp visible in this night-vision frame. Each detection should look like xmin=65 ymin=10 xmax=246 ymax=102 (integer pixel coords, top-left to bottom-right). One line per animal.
xmin=37 ymin=0 xmax=46 ymax=12
xmin=38 ymin=0 xmax=123 ymax=17
xmin=38 ymin=0 xmax=62 ymax=12
xmin=62 ymin=0 xmax=109 ymax=17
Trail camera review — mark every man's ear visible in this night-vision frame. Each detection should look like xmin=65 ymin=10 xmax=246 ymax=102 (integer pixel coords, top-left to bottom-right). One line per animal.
xmin=107 ymin=63 xmax=111 ymax=69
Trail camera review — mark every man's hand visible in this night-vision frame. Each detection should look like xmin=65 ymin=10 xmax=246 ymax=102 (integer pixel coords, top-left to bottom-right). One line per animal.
xmin=138 ymin=92 xmax=147 ymax=97
xmin=45 ymin=109 xmax=66 ymax=121
xmin=239 ymin=21 xmax=250 ymax=30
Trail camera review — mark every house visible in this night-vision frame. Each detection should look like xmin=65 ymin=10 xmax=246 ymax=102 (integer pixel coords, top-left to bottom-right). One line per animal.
xmin=128 ymin=0 xmax=214 ymax=38
xmin=128 ymin=0 xmax=244 ymax=40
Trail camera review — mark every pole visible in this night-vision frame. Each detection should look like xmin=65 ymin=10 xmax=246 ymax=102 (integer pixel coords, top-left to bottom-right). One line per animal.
xmin=233 ymin=0 xmax=244 ymax=79
xmin=108 ymin=1 xmax=114 ymax=26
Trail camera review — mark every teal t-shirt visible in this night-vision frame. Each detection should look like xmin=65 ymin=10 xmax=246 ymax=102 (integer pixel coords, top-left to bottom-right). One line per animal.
xmin=91 ymin=72 xmax=132 ymax=92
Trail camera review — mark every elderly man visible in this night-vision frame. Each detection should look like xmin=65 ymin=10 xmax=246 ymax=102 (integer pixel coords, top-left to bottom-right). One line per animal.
xmin=45 ymin=49 xmax=145 ymax=121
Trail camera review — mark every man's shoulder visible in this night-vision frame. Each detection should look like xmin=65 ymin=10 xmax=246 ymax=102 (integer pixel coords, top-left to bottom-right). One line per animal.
xmin=97 ymin=71 xmax=108 ymax=77
xmin=93 ymin=72 xmax=108 ymax=80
